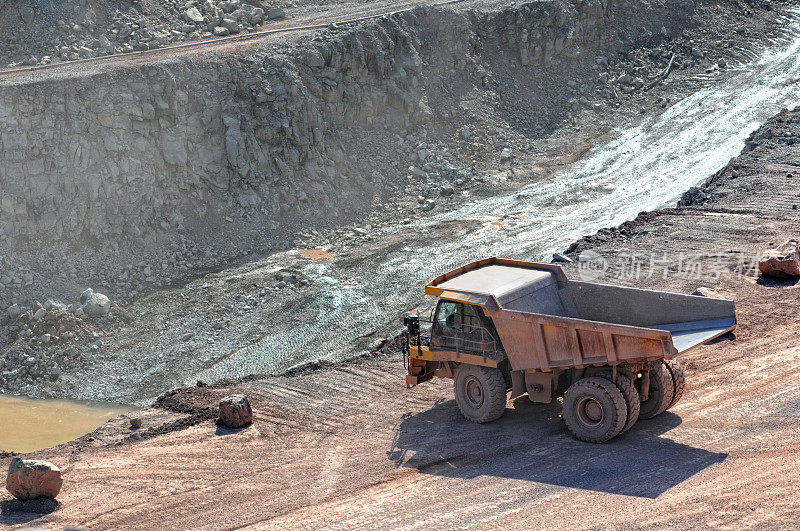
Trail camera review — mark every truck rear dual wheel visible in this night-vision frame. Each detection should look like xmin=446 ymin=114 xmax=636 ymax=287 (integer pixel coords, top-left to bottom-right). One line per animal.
xmin=639 ymin=361 xmax=675 ymax=419
xmin=454 ymin=365 xmax=508 ymax=423
xmin=562 ymin=377 xmax=627 ymax=443
xmin=596 ymin=370 xmax=640 ymax=433
xmin=663 ymin=359 xmax=686 ymax=409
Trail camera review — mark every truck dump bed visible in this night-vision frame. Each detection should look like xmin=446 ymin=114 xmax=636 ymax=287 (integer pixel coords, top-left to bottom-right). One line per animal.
xmin=425 ymin=258 xmax=736 ymax=371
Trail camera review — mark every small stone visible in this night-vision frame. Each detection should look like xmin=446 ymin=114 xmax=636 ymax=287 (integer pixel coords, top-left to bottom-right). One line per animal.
xmin=41 ymin=333 xmax=51 ymax=344
xmin=180 ymin=332 xmax=194 ymax=342
xmin=692 ymin=287 xmax=723 ymax=298
xmin=213 ymin=26 xmax=230 ymax=36
xmin=6 ymin=458 xmax=63 ymax=501
xmin=500 ymin=148 xmax=513 ymax=162
xmin=219 ymin=394 xmax=253 ymax=428
xmin=552 ymin=253 xmax=574 ymax=263
xmin=422 ymin=200 xmax=436 ymax=212
xmin=460 ymin=125 xmax=472 ymax=140
xmin=32 ymin=308 xmax=46 ymax=321
xmin=440 ymin=185 xmax=455 ymax=197
xmin=787 ymin=172 xmax=793 ymax=179
xmin=129 ymin=417 xmax=142 ymax=429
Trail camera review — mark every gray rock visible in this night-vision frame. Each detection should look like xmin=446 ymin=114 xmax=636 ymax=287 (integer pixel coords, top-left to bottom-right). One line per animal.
xmin=500 ymin=147 xmax=513 ymax=162
xmin=213 ymin=26 xmax=230 ymax=36
xmin=552 ymin=253 xmax=574 ymax=263
xmin=129 ymin=416 xmax=142 ymax=429
xmin=6 ymin=458 xmax=63 ymax=501
xmin=267 ymin=7 xmax=286 ymax=19
xmin=422 ymin=199 xmax=436 ymax=212
xmin=440 ymin=185 xmax=455 ymax=197
xmin=82 ymin=291 xmax=111 ymax=317
xmin=7 ymin=304 xmax=21 ymax=319
xmin=184 ymin=7 xmax=204 ymax=23
xmin=221 ymin=18 xmax=240 ymax=34
xmin=249 ymin=7 xmax=265 ymax=24
xmin=219 ymin=394 xmax=253 ymax=428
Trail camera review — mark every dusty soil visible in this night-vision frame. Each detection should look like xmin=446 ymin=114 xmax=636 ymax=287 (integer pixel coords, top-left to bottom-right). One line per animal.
xmin=3 ymin=108 xmax=800 ymax=528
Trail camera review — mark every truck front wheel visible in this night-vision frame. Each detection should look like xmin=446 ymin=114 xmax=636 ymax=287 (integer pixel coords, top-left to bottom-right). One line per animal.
xmin=454 ymin=364 xmax=508 ymax=423
xmin=562 ymin=377 xmax=628 ymax=443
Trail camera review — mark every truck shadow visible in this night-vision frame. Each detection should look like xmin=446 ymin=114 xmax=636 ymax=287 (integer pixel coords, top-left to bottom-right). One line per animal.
xmin=388 ymin=398 xmax=726 ymax=499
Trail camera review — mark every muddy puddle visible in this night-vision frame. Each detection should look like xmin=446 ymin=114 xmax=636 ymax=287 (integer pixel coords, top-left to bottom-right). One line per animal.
xmin=0 ymin=394 xmax=131 ymax=453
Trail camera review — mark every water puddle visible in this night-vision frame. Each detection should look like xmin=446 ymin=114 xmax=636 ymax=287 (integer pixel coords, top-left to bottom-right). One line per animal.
xmin=0 ymin=394 xmax=131 ymax=453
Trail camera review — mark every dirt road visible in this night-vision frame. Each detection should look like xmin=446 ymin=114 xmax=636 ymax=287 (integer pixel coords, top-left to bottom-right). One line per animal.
xmin=3 ymin=109 xmax=800 ymax=528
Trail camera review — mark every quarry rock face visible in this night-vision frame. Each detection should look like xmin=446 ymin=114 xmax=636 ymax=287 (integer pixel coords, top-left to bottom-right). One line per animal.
xmin=219 ymin=394 xmax=253 ymax=428
xmin=6 ymin=458 xmax=63 ymax=501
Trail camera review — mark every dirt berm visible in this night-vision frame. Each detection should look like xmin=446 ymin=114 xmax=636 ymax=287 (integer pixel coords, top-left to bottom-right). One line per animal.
xmin=3 ymin=107 xmax=800 ymax=528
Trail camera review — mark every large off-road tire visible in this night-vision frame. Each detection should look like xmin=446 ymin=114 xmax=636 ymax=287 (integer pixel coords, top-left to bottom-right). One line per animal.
xmin=663 ymin=359 xmax=686 ymax=409
xmin=638 ymin=361 xmax=675 ymax=419
xmin=596 ymin=370 xmax=641 ymax=433
xmin=453 ymin=364 xmax=508 ymax=423
xmin=562 ymin=377 xmax=627 ymax=443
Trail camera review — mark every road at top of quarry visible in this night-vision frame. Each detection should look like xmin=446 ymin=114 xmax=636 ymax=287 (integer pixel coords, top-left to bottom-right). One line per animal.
xmin=4 ymin=105 xmax=800 ymax=530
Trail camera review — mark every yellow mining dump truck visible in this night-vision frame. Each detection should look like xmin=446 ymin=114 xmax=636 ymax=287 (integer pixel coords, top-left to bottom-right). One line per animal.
xmin=403 ymin=257 xmax=736 ymax=443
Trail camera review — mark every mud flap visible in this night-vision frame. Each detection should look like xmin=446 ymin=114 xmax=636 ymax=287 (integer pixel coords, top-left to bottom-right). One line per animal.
xmin=525 ymin=371 xmax=552 ymax=403
xmin=510 ymin=370 xmax=527 ymax=399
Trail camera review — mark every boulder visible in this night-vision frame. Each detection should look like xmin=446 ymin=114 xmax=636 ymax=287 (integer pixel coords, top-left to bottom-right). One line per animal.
xmin=6 ymin=458 xmax=63 ymax=501
xmin=81 ymin=289 xmax=111 ymax=317
xmin=219 ymin=394 xmax=253 ymax=428
xmin=757 ymin=240 xmax=799 ymax=278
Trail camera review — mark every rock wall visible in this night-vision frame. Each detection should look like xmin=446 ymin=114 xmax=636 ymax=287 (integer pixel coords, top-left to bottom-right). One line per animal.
xmin=0 ymin=0 xmax=699 ymax=303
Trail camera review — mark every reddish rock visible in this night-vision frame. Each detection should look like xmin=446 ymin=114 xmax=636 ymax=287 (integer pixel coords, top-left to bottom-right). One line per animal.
xmin=219 ymin=394 xmax=253 ymax=428
xmin=6 ymin=458 xmax=63 ymax=501
xmin=759 ymin=240 xmax=800 ymax=278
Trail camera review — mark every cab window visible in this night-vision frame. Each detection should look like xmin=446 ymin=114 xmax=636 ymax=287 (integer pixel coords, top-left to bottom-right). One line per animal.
xmin=436 ymin=301 xmax=460 ymax=329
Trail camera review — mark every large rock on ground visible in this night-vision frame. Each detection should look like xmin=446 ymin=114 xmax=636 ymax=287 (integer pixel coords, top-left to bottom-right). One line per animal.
xmin=6 ymin=458 xmax=63 ymax=501
xmin=80 ymin=288 xmax=111 ymax=317
xmin=219 ymin=394 xmax=253 ymax=428
xmin=759 ymin=240 xmax=800 ymax=278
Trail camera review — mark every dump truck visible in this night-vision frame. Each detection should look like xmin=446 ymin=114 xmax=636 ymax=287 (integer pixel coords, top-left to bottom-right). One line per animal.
xmin=402 ymin=257 xmax=736 ymax=443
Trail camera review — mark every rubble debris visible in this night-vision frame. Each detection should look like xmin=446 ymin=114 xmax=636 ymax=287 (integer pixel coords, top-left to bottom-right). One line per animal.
xmin=6 ymin=458 xmax=63 ymax=501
